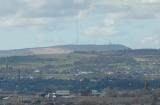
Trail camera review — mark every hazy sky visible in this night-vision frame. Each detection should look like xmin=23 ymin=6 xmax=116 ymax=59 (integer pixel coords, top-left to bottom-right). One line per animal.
xmin=0 ymin=0 xmax=160 ymax=50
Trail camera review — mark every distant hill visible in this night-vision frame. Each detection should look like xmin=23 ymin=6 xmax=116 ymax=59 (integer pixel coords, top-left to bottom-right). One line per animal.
xmin=56 ymin=44 xmax=131 ymax=52
xmin=0 ymin=48 xmax=72 ymax=57
xmin=0 ymin=44 xmax=130 ymax=57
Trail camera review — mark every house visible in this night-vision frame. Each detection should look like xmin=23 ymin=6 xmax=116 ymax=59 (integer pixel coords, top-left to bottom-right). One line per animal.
xmin=45 ymin=93 xmax=56 ymax=99
xmin=55 ymin=90 xmax=70 ymax=96
xmin=92 ymin=90 xmax=101 ymax=96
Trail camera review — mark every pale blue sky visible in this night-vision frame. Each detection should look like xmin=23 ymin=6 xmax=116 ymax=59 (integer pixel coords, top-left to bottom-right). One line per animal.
xmin=0 ymin=0 xmax=160 ymax=50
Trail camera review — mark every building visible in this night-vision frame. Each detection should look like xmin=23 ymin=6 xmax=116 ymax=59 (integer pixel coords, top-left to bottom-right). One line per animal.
xmin=55 ymin=90 xmax=70 ymax=96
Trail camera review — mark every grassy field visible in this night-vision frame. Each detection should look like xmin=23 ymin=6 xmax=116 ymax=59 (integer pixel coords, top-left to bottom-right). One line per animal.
xmin=0 ymin=50 xmax=160 ymax=80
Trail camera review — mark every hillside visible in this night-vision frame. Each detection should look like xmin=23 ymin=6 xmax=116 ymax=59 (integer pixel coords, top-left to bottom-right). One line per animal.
xmin=56 ymin=44 xmax=130 ymax=52
xmin=0 ymin=49 xmax=160 ymax=80
xmin=0 ymin=47 xmax=73 ymax=57
xmin=0 ymin=44 xmax=130 ymax=57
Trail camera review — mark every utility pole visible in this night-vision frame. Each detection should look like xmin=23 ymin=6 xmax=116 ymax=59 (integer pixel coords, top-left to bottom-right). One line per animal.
xmin=5 ymin=57 xmax=8 ymax=71
xmin=5 ymin=57 xmax=9 ymax=82
xmin=75 ymin=18 xmax=80 ymax=44
xmin=18 ymin=69 xmax=21 ymax=81
xmin=144 ymin=79 xmax=149 ymax=90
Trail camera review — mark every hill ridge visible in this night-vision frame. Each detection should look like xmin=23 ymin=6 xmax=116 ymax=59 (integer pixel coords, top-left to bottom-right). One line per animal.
xmin=0 ymin=44 xmax=130 ymax=57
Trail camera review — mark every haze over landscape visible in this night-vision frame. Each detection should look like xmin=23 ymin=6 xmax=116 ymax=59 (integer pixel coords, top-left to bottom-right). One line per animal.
xmin=1 ymin=0 xmax=160 ymax=105
xmin=0 ymin=0 xmax=160 ymax=50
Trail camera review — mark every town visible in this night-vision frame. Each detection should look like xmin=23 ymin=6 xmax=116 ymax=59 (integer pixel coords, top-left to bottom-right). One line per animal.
xmin=0 ymin=49 xmax=160 ymax=104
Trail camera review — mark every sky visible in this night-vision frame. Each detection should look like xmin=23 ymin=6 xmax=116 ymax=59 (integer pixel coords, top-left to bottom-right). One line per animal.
xmin=0 ymin=0 xmax=160 ymax=50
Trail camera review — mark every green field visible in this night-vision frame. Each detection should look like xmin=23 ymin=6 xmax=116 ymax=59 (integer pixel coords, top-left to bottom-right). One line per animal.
xmin=0 ymin=50 xmax=160 ymax=80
